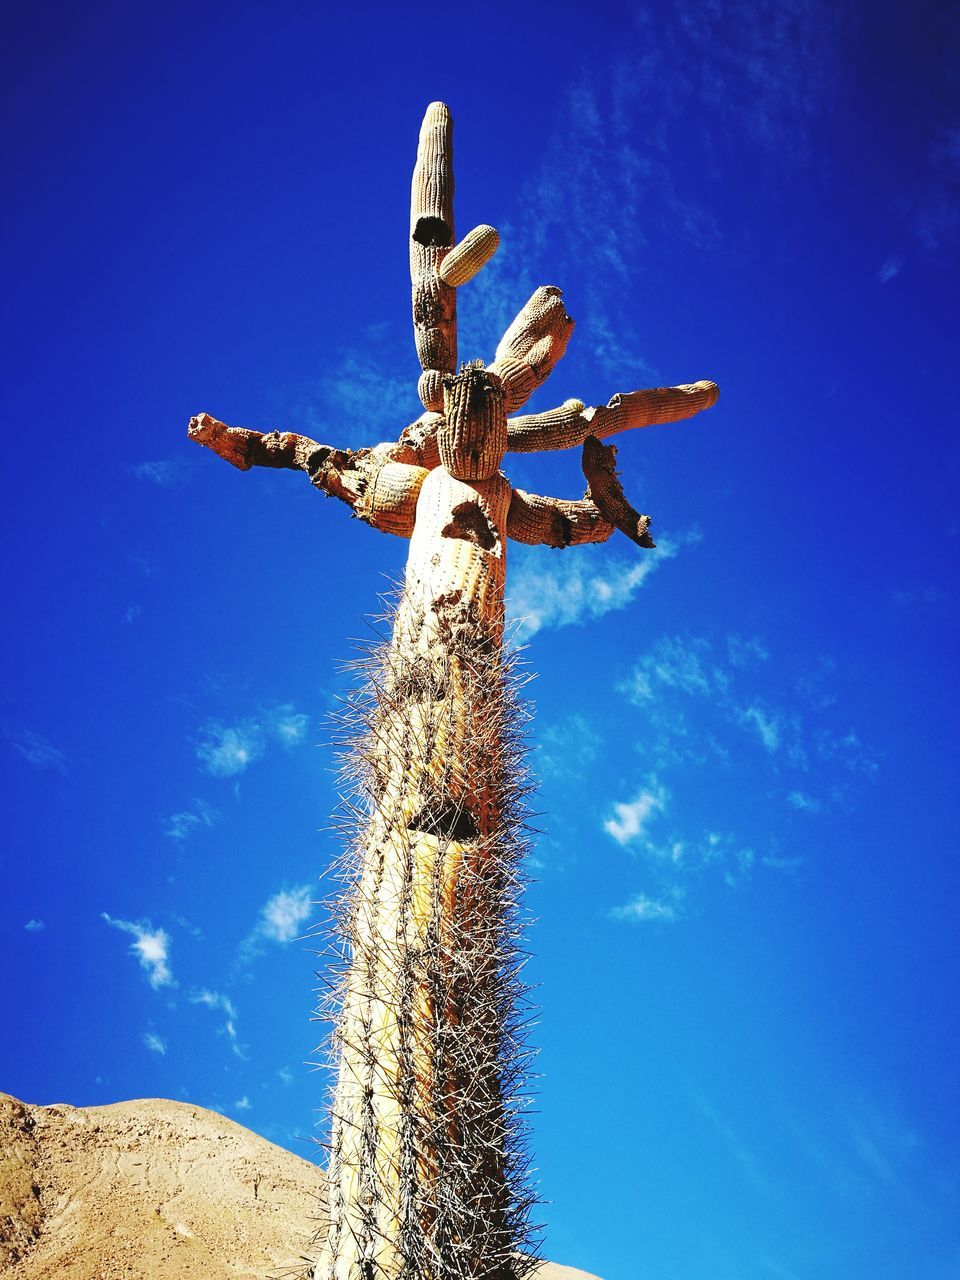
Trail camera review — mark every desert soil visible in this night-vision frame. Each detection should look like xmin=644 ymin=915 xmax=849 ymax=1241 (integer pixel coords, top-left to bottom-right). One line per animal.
xmin=0 ymin=1093 xmax=599 ymax=1280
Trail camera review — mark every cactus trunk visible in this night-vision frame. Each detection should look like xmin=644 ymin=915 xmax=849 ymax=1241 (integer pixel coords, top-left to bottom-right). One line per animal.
xmin=320 ymin=465 xmax=535 ymax=1280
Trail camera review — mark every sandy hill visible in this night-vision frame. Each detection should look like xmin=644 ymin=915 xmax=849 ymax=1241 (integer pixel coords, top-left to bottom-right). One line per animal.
xmin=0 ymin=1093 xmax=599 ymax=1280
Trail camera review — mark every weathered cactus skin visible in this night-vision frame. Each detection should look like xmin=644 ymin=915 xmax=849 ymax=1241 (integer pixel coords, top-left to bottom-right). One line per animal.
xmin=188 ymin=98 xmax=719 ymax=1280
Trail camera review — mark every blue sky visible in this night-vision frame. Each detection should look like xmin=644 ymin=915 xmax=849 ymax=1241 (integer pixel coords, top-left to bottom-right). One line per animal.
xmin=2 ymin=3 xmax=958 ymax=1277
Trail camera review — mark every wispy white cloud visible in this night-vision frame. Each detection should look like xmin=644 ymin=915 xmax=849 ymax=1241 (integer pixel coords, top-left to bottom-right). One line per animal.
xmin=757 ymin=1255 xmax=804 ymax=1280
xmin=196 ymin=705 xmax=310 ymax=777
xmin=271 ymin=707 xmax=309 ymax=746
xmin=189 ymin=988 xmax=242 ymax=1055
xmin=726 ymin=634 xmax=769 ymax=668
xmin=604 ymin=787 xmax=667 ymax=846
xmin=508 ymin=534 xmax=697 ymax=638
xmin=101 ymin=913 xmax=174 ymax=989
xmin=788 ymin=790 xmax=821 ymax=813
xmin=892 ymin=584 xmax=947 ymax=608
xmin=196 ymin=719 xmax=265 ymax=777
xmin=479 ymin=2 xmax=852 ymax=372
xmin=814 ymin=726 xmax=878 ymax=777
xmin=694 ymin=1094 xmax=768 ymax=1197
xmin=842 ymin=1096 xmax=921 ymax=1190
xmin=24 ymin=918 xmax=45 ymax=932
xmin=258 ymin=885 xmax=313 ymax=943
xmin=165 ymin=798 xmax=217 ymax=841
xmin=604 ymin=773 xmax=760 ymax=915
xmin=142 ymin=1031 xmax=167 ymax=1055
xmin=134 ymin=459 xmax=189 ymax=486
xmin=611 ymin=893 xmax=680 ymax=923
xmin=877 ymin=256 xmax=902 ymax=284
xmin=623 ymin=633 xmax=871 ymax=792
xmin=659 ymin=1 xmax=853 ymax=161
xmin=233 ymin=1095 xmax=252 ymax=1112
xmin=6 ymin=727 xmax=68 ymax=774
xmin=295 ymin=325 xmax=417 ymax=447
xmin=626 ymin=634 xmax=717 ymax=701
xmin=239 ymin=884 xmax=314 ymax=966
xmin=738 ymin=704 xmax=782 ymax=753
xmin=914 ymin=120 xmax=960 ymax=255
xmin=538 ymin=713 xmax=601 ymax=781
xmin=607 ymin=629 xmax=877 ymax=916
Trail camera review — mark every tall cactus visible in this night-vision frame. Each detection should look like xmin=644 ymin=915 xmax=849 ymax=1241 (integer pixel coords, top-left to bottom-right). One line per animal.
xmin=189 ymin=101 xmax=718 ymax=1280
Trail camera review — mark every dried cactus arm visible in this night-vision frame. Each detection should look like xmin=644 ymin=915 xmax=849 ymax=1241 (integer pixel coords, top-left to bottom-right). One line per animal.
xmin=188 ymin=412 xmax=322 ymax=472
xmin=187 ymin=413 xmax=426 ymax=538
xmin=488 ymin=286 xmax=575 ymax=413
xmin=582 ymin=434 xmax=655 ymax=548
xmin=506 ymin=432 xmax=657 ymax=550
xmin=506 ymin=379 xmax=720 ymax=454
xmin=506 ymin=487 xmax=614 ymax=548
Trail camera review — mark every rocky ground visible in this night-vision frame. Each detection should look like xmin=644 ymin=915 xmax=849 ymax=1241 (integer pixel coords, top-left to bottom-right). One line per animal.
xmin=0 ymin=1093 xmax=598 ymax=1279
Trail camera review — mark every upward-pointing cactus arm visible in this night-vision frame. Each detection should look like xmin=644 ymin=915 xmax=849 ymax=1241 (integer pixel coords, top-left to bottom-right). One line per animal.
xmin=411 ymin=103 xmax=503 ymax=414
xmin=488 ymin=286 xmax=575 ymax=413
xmin=187 ymin=412 xmax=427 ymax=537
xmin=411 ymin=101 xmax=457 ymax=412
xmin=506 ymin=379 xmax=720 ymax=453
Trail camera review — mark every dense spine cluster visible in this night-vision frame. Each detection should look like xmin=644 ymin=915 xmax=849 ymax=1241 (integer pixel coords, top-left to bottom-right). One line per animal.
xmin=318 ymin=592 xmax=537 ymax=1280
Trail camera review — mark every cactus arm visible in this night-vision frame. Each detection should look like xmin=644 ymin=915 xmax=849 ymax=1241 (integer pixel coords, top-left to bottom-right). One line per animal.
xmin=488 ymin=286 xmax=575 ymax=413
xmin=506 ymin=432 xmax=657 ymax=550
xmin=506 ymin=379 xmax=720 ymax=454
xmin=506 ymin=487 xmax=614 ymax=548
xmin=187 ymin=413 xmax=426 ymax=538
xmin=187 ymin=412 xmax=323 ymax=472
xmin=411 ymin=102 xmax=457 ymax=411
xmin=439 ymin=223 xmax=500 ymax=287
xmin=581 ymin=434 xmax=655 ymax=548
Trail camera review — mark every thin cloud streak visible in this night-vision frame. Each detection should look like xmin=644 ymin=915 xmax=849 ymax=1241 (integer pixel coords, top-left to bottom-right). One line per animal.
xmin=611 ymin=893 xmax=680 ymax=924
xmin=189 ymin=988 xmax=243 ymax=1057
xmin=6 ymin=727 xmax=68 ymax=774
xmin=165 ymin=798 xmax=217 ymax=841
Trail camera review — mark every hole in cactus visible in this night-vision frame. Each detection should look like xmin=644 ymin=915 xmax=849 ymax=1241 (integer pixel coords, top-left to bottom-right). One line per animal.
xmin=414 ymin=217 xmax=455 ymax=247
xmin=408 ymin=801 xmax=478 ymax=841
xmin=413 ymin=216 xmax=452 ymax=247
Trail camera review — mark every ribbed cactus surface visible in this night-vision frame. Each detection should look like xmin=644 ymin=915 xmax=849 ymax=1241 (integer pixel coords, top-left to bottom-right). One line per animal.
xmin=320 ymin=427 xmax=536 ymax=1280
